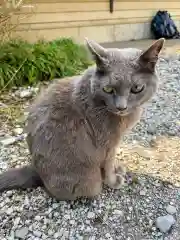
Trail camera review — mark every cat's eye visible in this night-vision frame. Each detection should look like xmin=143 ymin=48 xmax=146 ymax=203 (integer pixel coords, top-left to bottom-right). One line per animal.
xmin=131 ymin=84 xmax=145 ymax=94
xmin=103 ymin=86 xmax=115 ymax=94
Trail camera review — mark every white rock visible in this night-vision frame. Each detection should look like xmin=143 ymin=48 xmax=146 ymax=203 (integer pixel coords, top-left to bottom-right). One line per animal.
xmin=19 ymin=89 xmax=33 ymax=98
xmin=13 ymin=127 xmax=23 ymax=135
xmin=34 ymin=215 xmax=41 ymax=221
xmin=42 ymin=234 xmax=48 ymax=239
xmin=33 ymin=87 xmax=39 ymax=93
xmin=54 ymin=229 xmax=65 ymax=238
xmin=52 ymin=203 xmax=59 ymax=209
xmin=69 ymin=219 xmax=75 ymax=225
xmin=53 ymin=212 xmax=59 ymax=217
xmin=62 ymin=231 xmax=69 ymax=238
xmin=13 ymin=217 xmax=20 ymax=227
xmin=1 ymin=137 xmax=17 ymax=146
xmin=89 ymin=237 xmax=96 ymax=240
xmin=156 ymin=215 xmax=176 ymax=233
xmin=6 ymin=207 xmax=13 ymax=215
xmin=113 ymin=210 xmax=124 ymax=216
xmin=139 ymin=190 xmax=146 ymax=196
xmin=6 ymin=190 xmax=13 ymax=197
xmin=0 ymin=102 xmax=8 ymax=108
xmin=87 ymin=212 xmax=95 ymax=219
xmin=33 ymin=230 xmax=42 ymax=237
xmin=48 ymin=229 xmax=54 ymax=236
xmin=166 ymin=205 xmax=177 ymax=214
xmin=85 ymin=226 xmax=91 ymax=232
xmin=0 ymin=162 xmax=8 ymax=169
xmin=54 ymin=232 xmax=62 ymax=238
xmin=9 ymin=230 xmax=15 ymax=239
xmin=15 ymin=227 xmax=29 ymax=239
xmin=24 ymin=196 xmax=30 ymax=206
xmin=105 ymin=233 xmax=112 ymax=238
xmin=64 ymin=214 xmax=70 ymax=220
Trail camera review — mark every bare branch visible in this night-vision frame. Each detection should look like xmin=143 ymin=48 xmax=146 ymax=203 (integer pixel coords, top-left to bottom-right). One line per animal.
xmin=0 ymin=0 xmax=34 ymax=42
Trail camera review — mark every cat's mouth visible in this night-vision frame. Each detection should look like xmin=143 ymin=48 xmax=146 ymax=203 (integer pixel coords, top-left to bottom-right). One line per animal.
xmin=101 ymin=100 xmax=130 ymax=116
xmin=110 ymin=108 xmax=130 ymax=116
xmin=116 ymin=110 xmax=130 ymax=116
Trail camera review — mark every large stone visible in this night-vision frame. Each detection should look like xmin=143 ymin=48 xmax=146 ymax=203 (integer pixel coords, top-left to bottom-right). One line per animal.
xmin=15 ymin=227 xmax=29 ymax=239
xmin=166 ymin=205 xmax=177 ymax=215
xmin=156 ymin=215 xmax=176 ymax=233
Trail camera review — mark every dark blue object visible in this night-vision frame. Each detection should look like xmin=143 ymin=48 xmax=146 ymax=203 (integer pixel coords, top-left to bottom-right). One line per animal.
xmin=151 ymin=10 xmax=180 ymax=39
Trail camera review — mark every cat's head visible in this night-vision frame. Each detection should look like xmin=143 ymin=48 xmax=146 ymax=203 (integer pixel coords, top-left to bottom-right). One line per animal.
xmin=85 ymin=38 xmax=165 ymax=116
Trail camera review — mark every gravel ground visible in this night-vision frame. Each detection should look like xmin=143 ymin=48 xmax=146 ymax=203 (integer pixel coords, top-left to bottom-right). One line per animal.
xmin=0 ymin=56 xmax=180 ymax=240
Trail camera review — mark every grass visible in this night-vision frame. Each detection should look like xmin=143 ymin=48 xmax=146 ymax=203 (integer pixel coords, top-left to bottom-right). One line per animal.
xmin=0 ymin=38 xmax=93 ymax=89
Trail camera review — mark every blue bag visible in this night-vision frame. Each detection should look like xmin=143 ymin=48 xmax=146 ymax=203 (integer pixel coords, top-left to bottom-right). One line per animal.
xmin=151 ymin=11 xmax=180 ymax=39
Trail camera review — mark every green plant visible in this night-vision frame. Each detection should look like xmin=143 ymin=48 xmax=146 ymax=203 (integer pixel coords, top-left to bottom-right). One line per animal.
xmin=0 ymin=38 xmax=93 ymax=89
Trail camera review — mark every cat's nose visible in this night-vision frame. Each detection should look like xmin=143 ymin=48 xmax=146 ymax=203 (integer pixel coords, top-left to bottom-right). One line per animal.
xmin=115 ymin=96 xmax=127 ymax=111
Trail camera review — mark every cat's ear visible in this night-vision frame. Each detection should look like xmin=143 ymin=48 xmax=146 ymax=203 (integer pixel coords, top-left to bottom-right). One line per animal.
xmin=85 ymin=38 xmax=108 ymax=71
xmin=139 ymin=38 xmax=165 ymax=71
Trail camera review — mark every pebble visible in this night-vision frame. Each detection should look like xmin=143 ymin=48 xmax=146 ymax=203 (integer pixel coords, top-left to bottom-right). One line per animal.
xmin=52 ymin=203 xmax=59 ymax=209
xmin=156 ymin=215 xmax=176 ymax=233
xmin=69 ymin=219 xmax=75 ymax=225
xmin=166 ymin=205 xmax=177 ymax=215
xmin=54 ymin=232 xmax=62 ymax=238
xmin=0 ymin=137 xmax=17 ymax=146
xmin=87 ymin=212 xmax=95 ymax=219
xmin=139 ymin=190 xmax=146 ymax=196
xmin=24 ymin=196 xmax=30 ymax=206
xmin=42 ymin=234 xmax=48 ymax=239
xmin=0 ymin=134 xmax=26 ymax=146
xmin=62 ymin=231 xmax=69 ymax=238
xmin=13 ymin=217 xmax=21 ymax=227
xmin=13 ymin=128 xmax=23 ymax=135
xmin=48 ymin=229 xmax=54 ymax=236
xmin=0 ymin=102 xmax=8 ymax=108
xmin=6 ymin=191 xmax=13 ymax=197
xmin=113 ymin=210 xmax=124 ymax=216
xmin=53 ymin=212 xmax=59 ymax=217
xmin=35 ymin=216 xmax=42 ymax=221
xmin=105 ymin=233 xmax=112 ymax=238
xmin=33 ymin=230 xmax=42 ymax=237
xmin=64 ymin=214 xmax=70 ymax=220
xmin=6 ymin=207 xmax=13 ymax=215
xmin=18 ymin=89 xmax=33 ymax=98
xmin=89 ymin=237 xmax=96 ymax=240
xmin=15 ymin=227 xmax=29 ymax=239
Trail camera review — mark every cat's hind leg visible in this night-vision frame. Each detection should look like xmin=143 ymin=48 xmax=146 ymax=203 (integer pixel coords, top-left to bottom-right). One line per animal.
xmin=73 ymin=167 xmax=103 ymax=199
xmin=44 ymin=167 xmax=102 ymax=200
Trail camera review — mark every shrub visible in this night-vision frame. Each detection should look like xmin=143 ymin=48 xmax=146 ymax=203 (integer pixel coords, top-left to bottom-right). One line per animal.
xmin=0 ymin=38 xmax=93 ymax=89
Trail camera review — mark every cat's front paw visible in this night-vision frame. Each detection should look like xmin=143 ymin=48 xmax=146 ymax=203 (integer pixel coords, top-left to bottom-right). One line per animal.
xmin=105 ymin=165 xmax=126 ymax=189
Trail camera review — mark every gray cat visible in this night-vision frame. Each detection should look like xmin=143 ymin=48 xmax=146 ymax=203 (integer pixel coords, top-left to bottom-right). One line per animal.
xmin=0 ymin=38 xmax=165 ymax=200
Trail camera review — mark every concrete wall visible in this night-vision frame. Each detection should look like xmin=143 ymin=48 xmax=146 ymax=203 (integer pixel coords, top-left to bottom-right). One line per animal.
xmin=3 ymin=0 xmax=180 ymax=43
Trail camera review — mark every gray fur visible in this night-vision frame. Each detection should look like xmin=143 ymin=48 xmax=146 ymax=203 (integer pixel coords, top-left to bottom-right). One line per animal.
xmin=0 ymin=38 xmax=165 ymax=200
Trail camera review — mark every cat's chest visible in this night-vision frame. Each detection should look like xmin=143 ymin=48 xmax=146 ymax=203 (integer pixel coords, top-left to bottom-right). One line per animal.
xmin=87 ymin=114 xmax=122 ymax=148
xmin=87 ymin=109 xmax=141 ymax=148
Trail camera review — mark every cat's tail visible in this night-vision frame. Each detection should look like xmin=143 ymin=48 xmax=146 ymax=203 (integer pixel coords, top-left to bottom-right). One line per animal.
xmin=0 ymin=166 xmax=43 ymax=192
